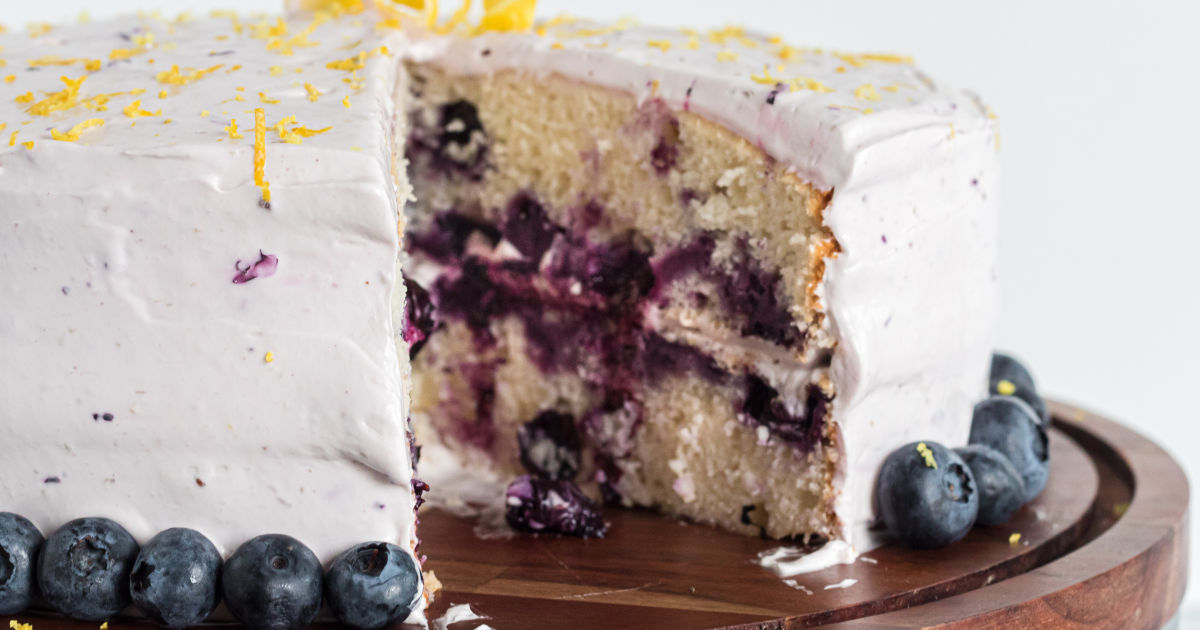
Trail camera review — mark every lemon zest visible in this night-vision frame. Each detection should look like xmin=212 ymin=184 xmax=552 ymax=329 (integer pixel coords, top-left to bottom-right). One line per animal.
xmin=916 ymin=442 xmax=937 ymax=469
xmin=123 ymin=99 xmax=161 ymax=118
xmin=50 ymin=118 xmax=104 ymax=142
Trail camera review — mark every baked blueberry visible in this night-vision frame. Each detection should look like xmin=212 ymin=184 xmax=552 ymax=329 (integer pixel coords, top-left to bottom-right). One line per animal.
xmin=876 ymin=441 xmax=978 ymax=549
xmin=989 ymin=352 xmax=1049 ymax=425
xmin=222 ymin=534 xmax=323 ymax=630
xmin=954 ymin=445 xmax=1026 ymax=526
xmin=38 ymin=517 xmax=139 ymax=620
xmin=517 ymin=411 xmax=582 ymax=481
xmin=403 ymin=278 xmax=436 ymax=360
xmin=505 ymin=476 xmax=607 ymax=538
xmin=129 ymin=528 xmax=222 ymax=628
xmin=969 ymin=396 xmax=1050 ymax=502
xmin=0 ymin=512 xmax=43 ymax=614
xmin=325 ymin=542 xmax=421 ymax=630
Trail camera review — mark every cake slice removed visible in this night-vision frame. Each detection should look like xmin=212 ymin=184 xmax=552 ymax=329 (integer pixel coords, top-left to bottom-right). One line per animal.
xmin=402 ymin=20 xmax=998 ymax=547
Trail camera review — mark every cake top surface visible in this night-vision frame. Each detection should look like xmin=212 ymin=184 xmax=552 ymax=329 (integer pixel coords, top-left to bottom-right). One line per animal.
xmin=401 ymin=13 xmax=996 ymax=189
xmin=0 ymin=10 xmax=398 ymax=158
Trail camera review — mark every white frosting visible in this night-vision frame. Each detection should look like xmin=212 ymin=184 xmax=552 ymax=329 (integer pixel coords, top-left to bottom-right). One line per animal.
xmin=0 ymin=13 xmax=421 ymax=566
xmin=757 ymin=540 xmax=858 ymax=577
xmin=432 ymin=603 xmax=488 ymax=630
xmin=823 ymin=578 xmax=859 ymax=590
xmin=401 ymin=19 xmax=998 ymax=548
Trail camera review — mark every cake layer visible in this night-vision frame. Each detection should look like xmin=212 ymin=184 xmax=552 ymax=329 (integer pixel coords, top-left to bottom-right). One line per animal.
xmin=0 ymin=12 xmax=420 ymax=567
xmin=403 ymin=19 xmax=999 ymax=548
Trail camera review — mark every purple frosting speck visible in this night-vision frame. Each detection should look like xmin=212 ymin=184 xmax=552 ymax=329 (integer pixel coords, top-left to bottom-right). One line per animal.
xmin=232 ymin=250 xmax=279 ymax=284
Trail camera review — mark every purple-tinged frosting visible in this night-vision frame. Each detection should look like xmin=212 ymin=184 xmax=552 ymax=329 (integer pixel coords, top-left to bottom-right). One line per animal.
xmin=231 ymin=251 xmax=279 ymax=285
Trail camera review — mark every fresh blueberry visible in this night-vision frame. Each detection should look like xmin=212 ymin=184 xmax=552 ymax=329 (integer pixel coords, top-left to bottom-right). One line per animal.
xmin=954 ymin=445 xmax=1026 ymax=526
xmin=325 ymin=542 xmax=421 ymax=630
xmin=505 ymin=476 xmax=607 ymax=538
xmin=0 ymin=513 xmax=43 ymax=614
xmin=129 ymin=528 xmax=221 ymax=628
xmin=969 ymin=395 xmax=1050 ymax=502
xmin=222 ymin=534 xmax=323 ymax=630
xmin=989 ymin=352 xmax=1049 ymax=425
xmin=38 ymin=517 xmax=139 ymax=620
xmin=876 ymin=441 xmax=978 ymax=549
xmin=518 ymin=411 xmax=582 ymax=481
xmin=990 ymin=352 xmax=1036 ymax=393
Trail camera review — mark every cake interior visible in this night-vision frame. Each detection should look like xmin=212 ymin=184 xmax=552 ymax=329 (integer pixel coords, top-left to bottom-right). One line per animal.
xmin=403 ymin=66 xmax=845 ymax=540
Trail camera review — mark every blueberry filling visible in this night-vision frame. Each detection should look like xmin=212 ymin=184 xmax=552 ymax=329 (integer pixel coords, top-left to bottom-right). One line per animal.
xmin=505 ymin=476 xmax=607 ymax=538
xmin=406 ymin=98 xmax=489 ymax=181
xmin=409 ymin=192 xmax=829 ymax=491
xmin=402 ymin=278 xmax=437 ymax=360
xmin=740 ymin=376 xmax=829 ymax=451
xmin=501 ymin=193 xmax=561 ymax=262
xmin=518 ymin=411 xmax=583 ymax=481
xmin=407 ymin=211 xmax=501 ymax=265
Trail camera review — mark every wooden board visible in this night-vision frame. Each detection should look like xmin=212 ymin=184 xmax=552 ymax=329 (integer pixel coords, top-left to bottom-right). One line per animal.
xmin=11 ymin=402 xmax=1188 ymax=629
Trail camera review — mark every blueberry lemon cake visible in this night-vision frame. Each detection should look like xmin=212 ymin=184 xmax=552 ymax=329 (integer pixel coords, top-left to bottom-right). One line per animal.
xmin=0 ymin=8 xmax=426 ymax=625
xmin=0 ymin=0 xmax=1000 ymax=624
xmin=400 ymin=19 xmax=998 ymax=545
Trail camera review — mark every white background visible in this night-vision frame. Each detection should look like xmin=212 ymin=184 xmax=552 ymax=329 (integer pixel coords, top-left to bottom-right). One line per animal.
xmin=6 ymin=0 xmax=1198 ymax=623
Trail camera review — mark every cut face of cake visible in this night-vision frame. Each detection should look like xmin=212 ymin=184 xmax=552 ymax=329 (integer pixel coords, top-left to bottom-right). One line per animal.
xmin=401 ymin=21 xmax=998 ymax=546
xmin=0 ymin=10 xmax=422 ymax=591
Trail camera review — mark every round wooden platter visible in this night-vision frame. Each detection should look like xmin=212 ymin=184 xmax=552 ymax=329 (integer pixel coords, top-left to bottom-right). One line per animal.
xmin=11 ymin=402 xmax=1188 ymax=629
xmin=411 ymin=401 xmax=1189 ymax=629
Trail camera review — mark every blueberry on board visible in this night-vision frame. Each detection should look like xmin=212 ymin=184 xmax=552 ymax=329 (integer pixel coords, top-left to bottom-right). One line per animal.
xmin=875 ymin=441 xmax=979 ymax=549
xmin=969 ymin=395 xmax=1050 ymax=503
xmin=954 ymin=445 xmax=1027 ymax=526
xmin=505 ymin=476 xmax=607 ymax=538
xmin=989 ymin=352 xmax=1049 ymax=425
xmin=517 ymin=411 xmax=582 ymax=481
xmin=222 ymin=534 xmax=323 ymax=630
xmin=38 ymin=517 xmax=139 ymax=620
xmin=325 ymin=542 xmax=421 ymax=630
xmin=0 ymin=513 xmax=44 ymax=614
xmin=990 ymin=352 xmax=1037 ymax=393
xmin=129 ymin=528 xmax=222 ymax=628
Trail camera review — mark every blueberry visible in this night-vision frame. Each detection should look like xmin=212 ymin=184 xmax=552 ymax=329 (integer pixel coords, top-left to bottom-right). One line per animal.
xmin=989 ymin=352 xmax=1049 ymax=425
xmin=990 ymin=352 xmax=1036 ymax=393
xmin=505 ymin=476 xmax=607 ymax=538
xmin=403 ymin=277 xmax=437 ymax=360
xmin=954 ymin=445 xmax=1026 ymax=526
xmin=875 ymin=441 xmax=978 ymax=549
xmin=518 ymin=411 xmax=582 ymax=481
xmin=325 ymin=542 xmax=421 ymax=630
xmin=38 ymin=517 xmax=139 ymax=620
xmin=129 ymin=528 xmax=221 ymax=628
xmin=501 ymin=193 xmax=560 ymax=263
xmin=969 ymin=396 xmax=1050 ymax=503
xmin=222 ymin=534 xmax=323 ymax=630
xmin=0 ymin=513 xmax=43 ymax=614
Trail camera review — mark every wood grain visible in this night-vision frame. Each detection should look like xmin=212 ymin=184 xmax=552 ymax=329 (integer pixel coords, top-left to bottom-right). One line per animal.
xmin=9 ymin=402 xmax=1187 ymax=629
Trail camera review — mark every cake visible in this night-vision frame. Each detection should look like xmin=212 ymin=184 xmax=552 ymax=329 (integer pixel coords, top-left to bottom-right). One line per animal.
xmin=0 ymin=6 xmax=425 ymax=615
xmin=399 ymin=17 xmax=998 ymax=546
xmin=0 ymin=0 xmax=998 ymax=623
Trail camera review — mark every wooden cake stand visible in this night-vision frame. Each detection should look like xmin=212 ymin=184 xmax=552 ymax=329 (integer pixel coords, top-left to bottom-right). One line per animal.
xmin=15 ymin=401 xmax=1189 ymax=629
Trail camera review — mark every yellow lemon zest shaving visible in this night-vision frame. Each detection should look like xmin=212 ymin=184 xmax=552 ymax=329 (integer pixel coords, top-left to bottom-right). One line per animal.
xmin=225 ymin=118 xmax=243 ymax=139
xmin=258 ymin=92 xmax=280 ymax=104
xmin=50 ymin=117 xmax=104 ymax=142
xmin=996 ymin=379 xmax=1017 ymax=396
xmin=27 ymin=56 xmax=103 ymax=72
xmin=123 ymin=99 xmax=161 ymax=118
xmin=253 ymin=108 xmax=270 ymax=202
xmin=916 ymin=442 xmax=937 ymax=469
xmin=854 ymin=84 xmax=881 ymax=102
xmin=156 ymin=64 xmax=224 ymax=85
xmin=27 ymin=75 xmax=88 ymax=116
xmin=304 ymin=82 xmax=321 ymax=102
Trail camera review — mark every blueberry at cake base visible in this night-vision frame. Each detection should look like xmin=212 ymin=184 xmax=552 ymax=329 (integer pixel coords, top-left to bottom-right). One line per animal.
xmin=402 ymin=22 xmax=998 ymax=547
